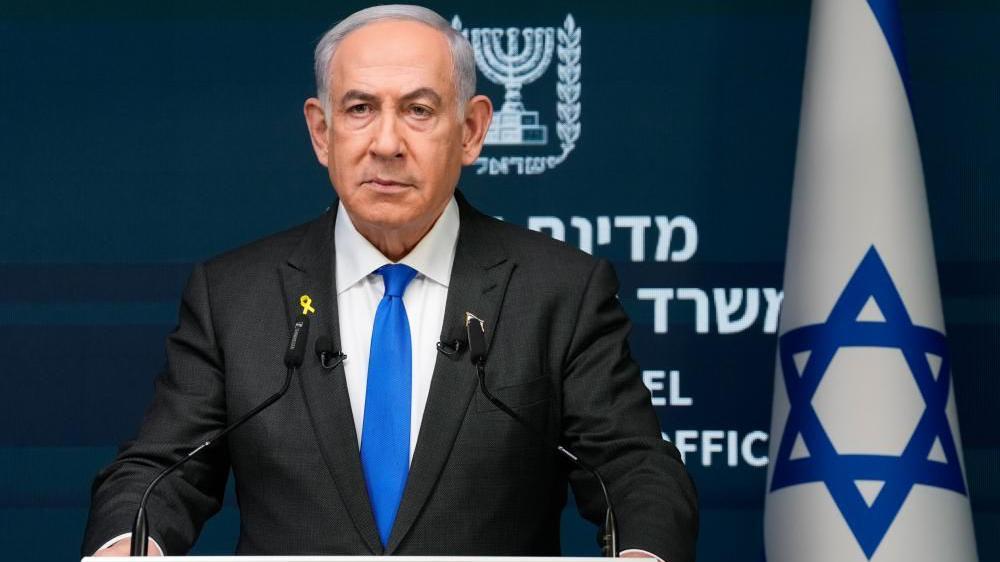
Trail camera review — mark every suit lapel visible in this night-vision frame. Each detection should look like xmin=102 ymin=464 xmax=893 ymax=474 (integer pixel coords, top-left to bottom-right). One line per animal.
xmin=386 ymin=195 xmax=514 ymax=552
xmin=279 ymin=209 xmax=383 ymax=554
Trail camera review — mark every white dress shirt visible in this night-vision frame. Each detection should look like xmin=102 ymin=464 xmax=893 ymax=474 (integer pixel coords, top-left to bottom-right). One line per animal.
xmin=334 ymin=196 xmax=459 ymax=462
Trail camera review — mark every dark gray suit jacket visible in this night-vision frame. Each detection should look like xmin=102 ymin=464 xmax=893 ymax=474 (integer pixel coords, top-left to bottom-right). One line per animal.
xmin=83 ymin=192 xmax=698 ymax=561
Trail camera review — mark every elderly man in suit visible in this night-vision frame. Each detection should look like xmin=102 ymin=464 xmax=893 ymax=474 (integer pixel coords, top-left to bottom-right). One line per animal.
xmin=84 ymin=4 xmax=697 ymax=561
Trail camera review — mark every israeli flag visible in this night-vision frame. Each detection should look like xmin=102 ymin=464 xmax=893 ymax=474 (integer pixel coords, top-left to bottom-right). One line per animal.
xmin=763 ymin=1 xmax=979 ymax=561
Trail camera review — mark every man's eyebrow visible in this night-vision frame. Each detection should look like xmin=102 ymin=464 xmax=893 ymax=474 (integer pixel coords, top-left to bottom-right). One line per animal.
xmin=338 ymin=87 xmax=443 ymax=107
xmin=399 ymin=87 xmax=443 ymax=106
xmin=339 ymin=90 xmax=378 ymax=105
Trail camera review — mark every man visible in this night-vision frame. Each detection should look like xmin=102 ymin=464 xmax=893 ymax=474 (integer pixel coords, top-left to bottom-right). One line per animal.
xmin=83 ymin=5 xmax=697 ymax=560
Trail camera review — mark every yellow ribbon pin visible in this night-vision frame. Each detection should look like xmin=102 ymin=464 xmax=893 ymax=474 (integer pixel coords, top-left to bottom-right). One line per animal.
xmin=299 ymin=294 xmax=316 ymax=315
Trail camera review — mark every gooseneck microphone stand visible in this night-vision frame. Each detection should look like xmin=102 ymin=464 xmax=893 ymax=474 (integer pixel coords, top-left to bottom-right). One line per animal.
xmin=129 ymin=315 xmax=310 ymax=556
xmin=465 ymin=313 xmax=619 ymax=558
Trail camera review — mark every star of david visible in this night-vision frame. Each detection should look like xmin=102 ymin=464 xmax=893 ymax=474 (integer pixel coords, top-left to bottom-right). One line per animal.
xmin=770 ymin=246 xmax=967 ymax=559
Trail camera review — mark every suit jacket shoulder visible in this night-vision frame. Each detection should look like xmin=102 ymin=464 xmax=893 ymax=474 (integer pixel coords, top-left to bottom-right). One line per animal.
xmin=201 ymin=212 xmax=327 ymax=286
xmin=458 ymin=200 xmax=610 ymax=292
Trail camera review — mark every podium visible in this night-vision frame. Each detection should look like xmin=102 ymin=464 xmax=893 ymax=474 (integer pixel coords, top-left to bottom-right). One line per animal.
xmin=80 ymin=556 xmax=606 ymax=562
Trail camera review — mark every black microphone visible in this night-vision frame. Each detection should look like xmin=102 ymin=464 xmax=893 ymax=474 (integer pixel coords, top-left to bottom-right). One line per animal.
xmin=435 ymin=338 xmax=465 ymax=356
xmin=464 ymin=312 xmax=619 ymax=558
xmin=466 ymin=312 xmax=487 ymax=364
xmin=129 ymin=314 xmax=311 ymax=556
xmin=315 ymin=335 xmax=347 ymax=370
xmin=284 ymin=316 xmax=309 ymax=368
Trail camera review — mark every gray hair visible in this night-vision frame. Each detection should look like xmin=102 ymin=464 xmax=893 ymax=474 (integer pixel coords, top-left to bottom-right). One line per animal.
xmin=314 ymin=4 xmax=476 ymax=116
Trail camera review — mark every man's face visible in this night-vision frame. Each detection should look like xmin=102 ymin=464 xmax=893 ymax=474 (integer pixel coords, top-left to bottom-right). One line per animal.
xmin=316 ymin=20 xmax=471 ymax=243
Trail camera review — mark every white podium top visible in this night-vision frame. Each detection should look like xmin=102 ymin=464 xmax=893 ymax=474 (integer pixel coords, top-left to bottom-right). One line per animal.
xmin=80 ymin=556 xmax=605 ymax=562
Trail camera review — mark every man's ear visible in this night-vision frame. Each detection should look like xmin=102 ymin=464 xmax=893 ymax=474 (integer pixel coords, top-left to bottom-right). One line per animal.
xmin=461 ymin=95 xmax=493 ymax=165
xmin=304 ymin=97 xmax=331 ymax=167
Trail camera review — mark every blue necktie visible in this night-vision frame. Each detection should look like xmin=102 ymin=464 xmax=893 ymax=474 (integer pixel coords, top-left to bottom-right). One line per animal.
xmin=361 ymin=263 xmax=417 ymax=546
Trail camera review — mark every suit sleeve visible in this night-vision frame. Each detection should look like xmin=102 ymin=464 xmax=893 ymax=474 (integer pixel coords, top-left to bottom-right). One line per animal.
xmin=561 ymin=259 xmax=698 ymax=562
xmin=81 ymin=263 xmax=231 ymax=556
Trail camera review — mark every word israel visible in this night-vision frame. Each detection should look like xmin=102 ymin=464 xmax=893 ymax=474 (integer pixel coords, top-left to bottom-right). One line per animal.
xmin=452 ymin=14 xmax=581 ymax=175
xmin=527 ymin=215 xmax=697 ymax=262
xmin=642 ymin=369 xmax=694 ymax=407
xmin=664 ymin=430 xmax=769 ymax=468
xmin=637 ymin=287 xmax=783 ymax=334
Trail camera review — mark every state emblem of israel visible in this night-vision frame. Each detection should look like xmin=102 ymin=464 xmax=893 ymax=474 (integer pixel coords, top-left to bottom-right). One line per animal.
xmin=451 ymin=14 xmax=581 ymax=176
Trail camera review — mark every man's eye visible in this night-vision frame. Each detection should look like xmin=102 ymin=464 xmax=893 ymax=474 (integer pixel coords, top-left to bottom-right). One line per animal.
xmin=409 ymin=105 xmax=433 ymax=118
xmin=347 ymin=104 xmax=371 ymax=115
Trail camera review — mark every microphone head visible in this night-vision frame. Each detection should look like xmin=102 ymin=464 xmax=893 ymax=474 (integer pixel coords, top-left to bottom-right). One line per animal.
xmin=465 ymin=312 xmax=487 ymax=364
xmin=284 ymin=315 xmax=310 ymax=368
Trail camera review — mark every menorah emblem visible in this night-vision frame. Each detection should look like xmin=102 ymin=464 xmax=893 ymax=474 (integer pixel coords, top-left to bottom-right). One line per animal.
xmin=470 ymin=26 xmax=554 ymax=145
xmin=453 ymin=15 xmax=582 ymax=174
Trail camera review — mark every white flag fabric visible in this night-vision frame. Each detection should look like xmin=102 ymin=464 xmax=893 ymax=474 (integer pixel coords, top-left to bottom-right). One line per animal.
xmin=763 ymin=0 xmax=979 ymax=561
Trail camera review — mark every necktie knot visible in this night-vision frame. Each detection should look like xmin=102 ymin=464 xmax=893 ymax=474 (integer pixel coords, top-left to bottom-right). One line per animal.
xmin=378 ymin=264 xmax=417 ymax=298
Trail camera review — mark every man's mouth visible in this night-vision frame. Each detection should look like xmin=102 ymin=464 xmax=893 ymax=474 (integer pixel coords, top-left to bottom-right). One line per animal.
xmin=363 ymin=177 xmax=413 ymax=192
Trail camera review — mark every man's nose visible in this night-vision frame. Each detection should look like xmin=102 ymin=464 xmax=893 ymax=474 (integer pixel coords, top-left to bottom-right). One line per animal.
xmin=369 ymin=111 xmax=405 ymax=159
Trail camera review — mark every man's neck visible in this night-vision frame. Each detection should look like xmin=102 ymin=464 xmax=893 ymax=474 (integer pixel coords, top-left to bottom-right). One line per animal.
xmin=347 ymin=202 xmax=451 ymax=262
xmin=355 ymin=224 xmax=430 ymax=262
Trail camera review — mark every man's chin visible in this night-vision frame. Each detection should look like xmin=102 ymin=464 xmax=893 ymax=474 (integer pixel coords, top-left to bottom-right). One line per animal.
xmin=347 ymin=208 xmax=421 ymax=234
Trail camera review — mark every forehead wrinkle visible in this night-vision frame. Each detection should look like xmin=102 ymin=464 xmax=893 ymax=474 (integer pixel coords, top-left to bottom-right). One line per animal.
xmin=334 ymin=70 xmax=452 ymax=108
xmin=342 ymin=63 xmax=451 ymax=86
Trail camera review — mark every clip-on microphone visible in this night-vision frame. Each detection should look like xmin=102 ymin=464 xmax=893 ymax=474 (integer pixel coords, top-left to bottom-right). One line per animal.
xmin=436 ymin=338 xmax=465 ymax=356
xmin=315 ymin=335 xmax=347 ymax=370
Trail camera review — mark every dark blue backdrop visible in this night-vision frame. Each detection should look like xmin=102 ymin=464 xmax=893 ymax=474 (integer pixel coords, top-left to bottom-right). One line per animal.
xmin=1 ymin=1 xmax=997 ymax=560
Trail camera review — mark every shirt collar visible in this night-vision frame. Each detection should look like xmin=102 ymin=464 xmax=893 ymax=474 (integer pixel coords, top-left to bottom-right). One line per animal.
xmin=334 ymin=196 xmax=460 ymax=294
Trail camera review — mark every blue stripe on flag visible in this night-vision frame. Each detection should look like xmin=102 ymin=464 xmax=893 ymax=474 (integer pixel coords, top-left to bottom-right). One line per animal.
xmin=866 ymin=0 xmax=912 ymax=90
